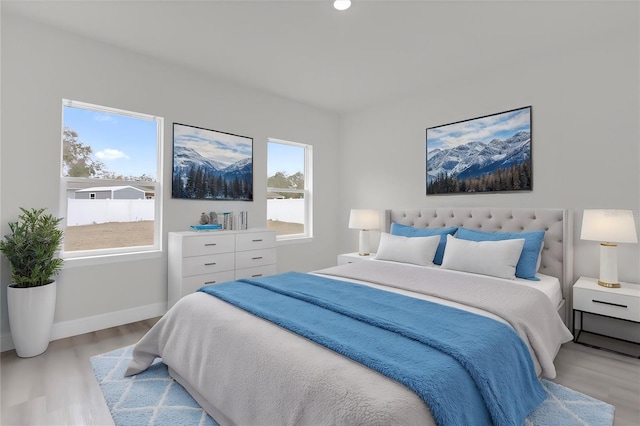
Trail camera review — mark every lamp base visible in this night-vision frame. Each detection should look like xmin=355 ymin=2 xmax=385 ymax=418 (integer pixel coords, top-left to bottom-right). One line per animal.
xmin=358 ymin=229 xmax=370 ymax=256
xmin=598 ymin=280 xmax=621 ymax=288
xmin=599 ymin=243 xmax=620 ymax=289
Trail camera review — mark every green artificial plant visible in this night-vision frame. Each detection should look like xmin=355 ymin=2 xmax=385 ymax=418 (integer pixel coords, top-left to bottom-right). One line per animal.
xmin=0 ymin=207 xmax=64 ymax=288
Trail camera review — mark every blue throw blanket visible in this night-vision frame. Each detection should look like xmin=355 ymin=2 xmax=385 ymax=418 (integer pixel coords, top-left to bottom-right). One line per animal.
xmin=198 ymin=272 xmax=545 ymax=426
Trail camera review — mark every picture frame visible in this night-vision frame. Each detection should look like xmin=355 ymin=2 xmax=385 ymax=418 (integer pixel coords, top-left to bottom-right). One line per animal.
xmin=172 ymin=123 xmax=253 ymax=201
xmin=426 ymin=106 xmax=532 ymax=195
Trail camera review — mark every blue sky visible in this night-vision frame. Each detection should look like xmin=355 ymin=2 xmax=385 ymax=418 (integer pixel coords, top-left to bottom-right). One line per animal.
xmin=427 ymin=107 xmax=531 ymax=153
xmin=63 ymin=106 xmax=158 ymax=179
xmin=268 ymin=142 xmax=304 ymax=177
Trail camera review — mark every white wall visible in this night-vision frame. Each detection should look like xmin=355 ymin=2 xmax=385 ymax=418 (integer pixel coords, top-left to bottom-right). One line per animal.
xmin=0 ymin=12 xmax=340 ymax=347
xmin=1 ymin=4 xmax=639 ymax=348
xmin=337 ymin=5 xmax=639 ymax=338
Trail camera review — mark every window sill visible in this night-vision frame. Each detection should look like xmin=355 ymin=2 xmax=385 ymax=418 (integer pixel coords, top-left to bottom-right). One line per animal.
xmin=61 ymin=249 xmax=162 ymax=269
xmin=276 ymin=236 xmax=314 ymax=246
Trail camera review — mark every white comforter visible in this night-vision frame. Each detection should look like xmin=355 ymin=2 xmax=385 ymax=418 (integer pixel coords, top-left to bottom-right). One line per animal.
xmin=126 ymin=262 xmax=572 ymax=426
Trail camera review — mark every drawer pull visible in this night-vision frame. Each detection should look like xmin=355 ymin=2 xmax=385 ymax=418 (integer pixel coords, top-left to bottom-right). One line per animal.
xmin=204 ymin=243 xmax=217 ymax=247
xmin=204 ymin=280 xmax=217 ymax=284
xmin=252 ymin=256 xmax=263 ymax=260
xmin=204 ymin=262 xmax=217 ymax=266
xmin=592 ymin=299 xmax=627 ymax=308
xmin=252 ymin=239 xmax=263 ymax=242
xmin=252 ymin=274 xmax=263 ymax=277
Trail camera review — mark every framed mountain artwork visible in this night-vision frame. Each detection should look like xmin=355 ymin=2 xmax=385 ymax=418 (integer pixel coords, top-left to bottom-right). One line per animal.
xmin=172 ymin=123 xmax=253 ymax=201
xmin=426 ymin=106 xmax=532 ymax=195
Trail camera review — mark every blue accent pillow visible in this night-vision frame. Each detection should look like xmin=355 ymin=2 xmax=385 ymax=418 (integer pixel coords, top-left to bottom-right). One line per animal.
xmin=455 ymin=228 xmax=545 ymax=281
xmin=390 ymin=223 xmax=458 ymax=265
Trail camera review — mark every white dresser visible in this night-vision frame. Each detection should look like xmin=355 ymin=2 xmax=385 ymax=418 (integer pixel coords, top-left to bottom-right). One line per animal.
xmin=168 ymin=229 xmax=277 ymax=308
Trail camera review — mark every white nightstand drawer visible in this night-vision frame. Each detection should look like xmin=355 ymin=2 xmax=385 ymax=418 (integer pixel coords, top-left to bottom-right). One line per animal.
xmin=183 ymin=252 xmax=235 ymax=276
xmin=236 ymin=248 xmax=277 ymax=269
xmin=236 ymin=231 xmax=276 ymax=251
xmin=182 ymin=234 xmax=235 ymax=257
xmin=574 ymin=288 xmax=640 ymax=322
xmin=236 ymin=264 xmax=277 ymax=280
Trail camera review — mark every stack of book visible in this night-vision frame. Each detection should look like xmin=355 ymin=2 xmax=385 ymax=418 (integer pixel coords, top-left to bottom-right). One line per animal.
xmin=191 ymin=211 xmax=248 ymax=231
xmin=189 ymin=224 xmax=222 ymax=231
xmin=235 ymin=211 xmax=248 ymax=230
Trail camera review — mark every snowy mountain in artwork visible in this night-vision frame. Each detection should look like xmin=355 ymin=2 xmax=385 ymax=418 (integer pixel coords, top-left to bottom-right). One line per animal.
xmin=172 ymin=146 xmax=253 ymax=200
xmin=173 ymin=145 xmax=228 ymax=171
xmin=221 ymin=157 xmax=253 ymax=177
xmin=427 ymin=131 xmax=531 ymax=184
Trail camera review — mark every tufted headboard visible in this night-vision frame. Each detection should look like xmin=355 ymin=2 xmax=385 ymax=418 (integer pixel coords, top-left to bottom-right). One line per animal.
xmin=386 ymin=208 xmax=573 ymax=324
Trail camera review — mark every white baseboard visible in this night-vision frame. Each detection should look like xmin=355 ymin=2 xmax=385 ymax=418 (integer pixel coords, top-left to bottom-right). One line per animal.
xmin=1 ymin=302 xmax=166 ymax=353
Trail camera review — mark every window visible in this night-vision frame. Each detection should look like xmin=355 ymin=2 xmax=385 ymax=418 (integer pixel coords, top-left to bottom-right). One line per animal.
xmin=60 ymin=99 xmax=163 ymax=258
xmin=267 ymin=138 xmax=313 ymax=241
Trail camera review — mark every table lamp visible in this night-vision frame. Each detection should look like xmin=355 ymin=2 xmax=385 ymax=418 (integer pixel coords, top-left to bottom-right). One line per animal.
xmin=580 ymin=209 xmax=638 ymax=288
xmin=348 ymin=209 xmax=380 ymax=256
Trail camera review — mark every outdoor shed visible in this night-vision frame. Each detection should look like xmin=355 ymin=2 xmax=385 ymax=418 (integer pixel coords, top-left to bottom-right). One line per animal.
xmin=74 ymin=185 xmax=146 ymax=200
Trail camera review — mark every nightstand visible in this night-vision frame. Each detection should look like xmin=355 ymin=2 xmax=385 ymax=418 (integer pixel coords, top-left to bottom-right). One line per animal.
xmin=337 ymin=252 xmax=377 ymax=265
xmin=573 ymin=276 xmax=640 ymax=358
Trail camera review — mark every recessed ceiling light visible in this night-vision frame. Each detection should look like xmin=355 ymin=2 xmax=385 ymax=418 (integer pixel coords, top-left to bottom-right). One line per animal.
xmin=334 ymin=0 xmax=351 ymax=11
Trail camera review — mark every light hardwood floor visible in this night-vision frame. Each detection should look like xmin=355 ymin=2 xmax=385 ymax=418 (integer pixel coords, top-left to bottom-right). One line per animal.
xmin=1 ymin=318 xmax=159 ymax=426
xmin=1 ymin=320 xmax=639 ymax=425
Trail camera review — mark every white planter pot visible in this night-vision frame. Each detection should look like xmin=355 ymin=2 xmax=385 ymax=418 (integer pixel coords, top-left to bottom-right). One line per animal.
xmin=7 ymin=281 xmax=57 ymax=358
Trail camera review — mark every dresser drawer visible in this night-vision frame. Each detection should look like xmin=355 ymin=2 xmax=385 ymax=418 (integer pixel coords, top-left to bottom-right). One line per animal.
xmin=168 ymin=230 xmax=278 ymax=309
xmin=573 ymin=288 xmax=640 ymax=322
xmin=236 ymin=231 xmax=276 ymax=252
xmin=182 ymin=271 xmax=236 ymax=294
xmin=235 ymin=248 xmax=276 ymax=269
xmin=236 ymin=264 xmax=277 ymax=280
xmin=183 ymin=234 xmax=235 ymax=257
xmin=183 ymin=252 xmax=235 ymax=276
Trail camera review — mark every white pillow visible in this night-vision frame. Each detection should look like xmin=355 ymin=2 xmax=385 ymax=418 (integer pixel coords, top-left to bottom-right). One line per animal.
xmin=374 ymin=233 xmax=440 ymax=266
xmin=440 ymin=235 xmax=525 ymax=279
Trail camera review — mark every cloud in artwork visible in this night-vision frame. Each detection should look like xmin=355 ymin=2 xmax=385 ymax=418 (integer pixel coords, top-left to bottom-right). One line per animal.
xmin=427 ymin=108 xmax=530 ymax=152
xmin=173 ymin=125 xmax=252 ymax=167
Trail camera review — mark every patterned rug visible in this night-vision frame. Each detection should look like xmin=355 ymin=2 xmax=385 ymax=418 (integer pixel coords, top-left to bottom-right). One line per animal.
xmin=91 ymin=346 xmax=614 ymax=426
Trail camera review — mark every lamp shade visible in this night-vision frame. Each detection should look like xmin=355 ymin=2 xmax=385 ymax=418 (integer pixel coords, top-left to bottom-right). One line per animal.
xmin=580 ymin=209 xmax=638 ymax=244
xmin=348 ymin=209 xmax=380 ymax=230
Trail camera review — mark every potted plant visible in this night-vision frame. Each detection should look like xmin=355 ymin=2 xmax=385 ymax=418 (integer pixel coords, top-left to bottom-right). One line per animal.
xmin=0 ymin=207 xmax=64 ymax=357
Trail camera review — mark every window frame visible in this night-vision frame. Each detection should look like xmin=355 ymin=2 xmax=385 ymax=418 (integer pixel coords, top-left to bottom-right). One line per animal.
xmin=266 ymin=137 xmax=313 ymax=243
xmin=59 ymin=99 xmax=164 ymax=261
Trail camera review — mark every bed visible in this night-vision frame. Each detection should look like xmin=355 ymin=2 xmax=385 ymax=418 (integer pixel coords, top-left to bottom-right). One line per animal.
xmin=126 ymin=207 xmax=574 ymax=426
xmin=382 ymin=207 xmax=573 ymax=325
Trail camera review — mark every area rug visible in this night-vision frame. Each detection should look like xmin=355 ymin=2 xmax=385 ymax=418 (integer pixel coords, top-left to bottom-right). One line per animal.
xmin=91 ymin=346 xmax=614 ymax=426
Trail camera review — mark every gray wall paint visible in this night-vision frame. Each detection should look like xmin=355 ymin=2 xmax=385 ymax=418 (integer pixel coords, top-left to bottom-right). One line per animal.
xmin=1 ymin=3 xmax=639 ymax=344
xmin=0 ymin=13 xmax=340 ymax=339
xmin=338 ymin=7 xmax=640 ymax=285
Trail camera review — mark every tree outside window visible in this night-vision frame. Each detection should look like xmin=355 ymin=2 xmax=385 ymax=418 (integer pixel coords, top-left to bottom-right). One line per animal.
xmin=267 ymin=139 xmax=312 ymax=241
xmin=61 ymin=99 xmax=162 ymax=257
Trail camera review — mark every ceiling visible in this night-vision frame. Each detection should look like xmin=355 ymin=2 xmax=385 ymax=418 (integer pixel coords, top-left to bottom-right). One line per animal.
xmin=2 ymin=0 xmax=635 ymax=113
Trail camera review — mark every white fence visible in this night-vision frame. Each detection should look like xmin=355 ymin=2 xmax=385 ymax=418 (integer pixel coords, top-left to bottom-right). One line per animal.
xmin=66 ymin=198 xmax=299 ymax=227
xmin=66 ymin=199 xmax=155 ymax=226
xmin=267 ymin=198 xmax=304 ymax=224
